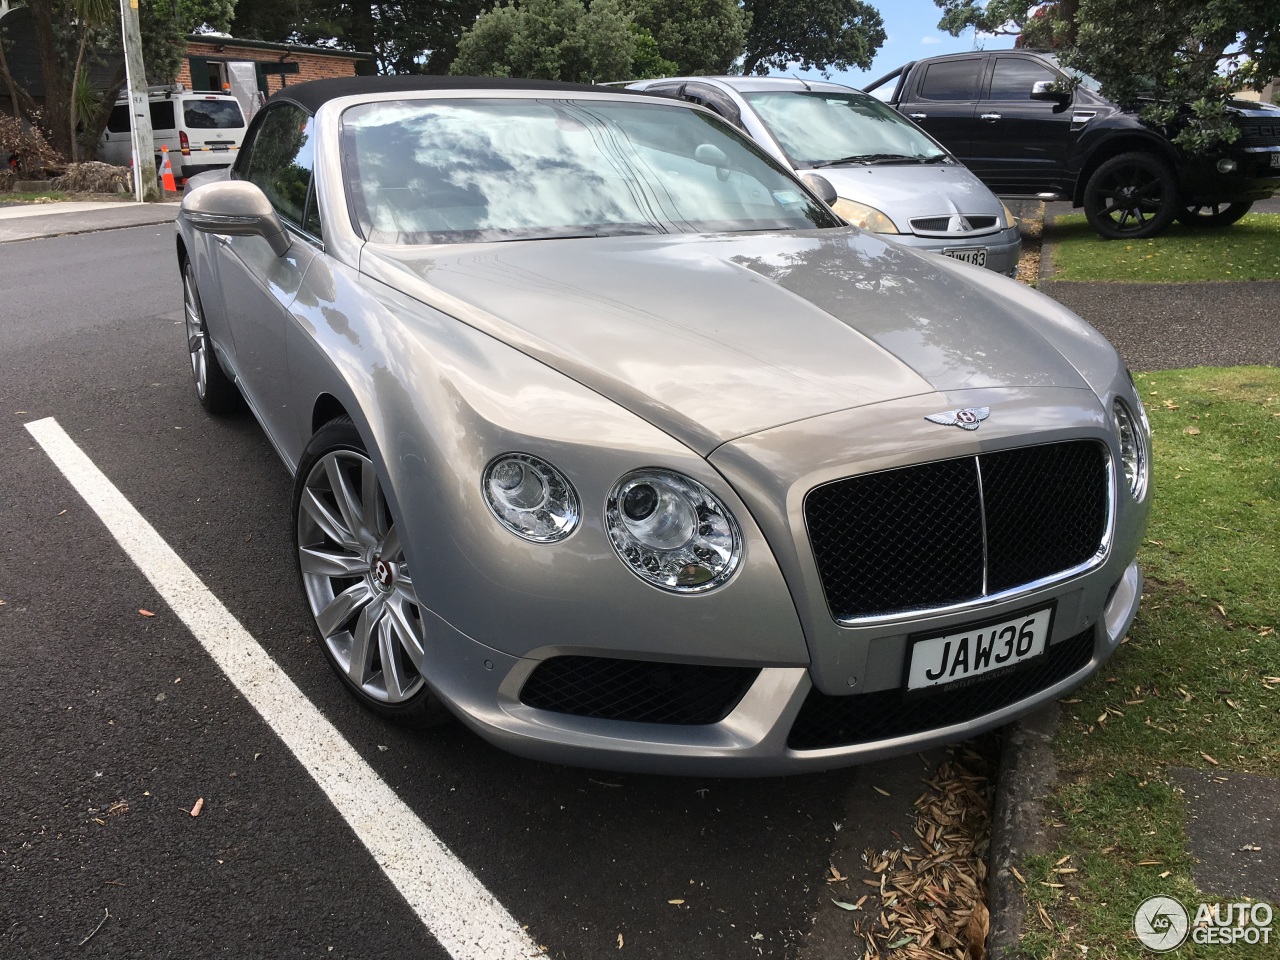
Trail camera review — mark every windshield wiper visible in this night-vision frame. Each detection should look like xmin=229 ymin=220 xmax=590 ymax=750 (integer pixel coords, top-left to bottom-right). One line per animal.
xmin=810 ymin=153 xmax=920 ymax=168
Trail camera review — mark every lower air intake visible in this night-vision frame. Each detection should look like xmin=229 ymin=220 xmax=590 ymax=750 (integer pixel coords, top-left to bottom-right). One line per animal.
xmin=520 ymin=657 xmax=759 ymax=725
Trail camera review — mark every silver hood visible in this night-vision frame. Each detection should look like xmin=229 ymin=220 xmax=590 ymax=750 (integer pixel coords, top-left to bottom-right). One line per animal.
xmin=817 ymin=163 xmax=1005 ymax=226
xmin=360 ymin=227 xmax=1088 ymax=454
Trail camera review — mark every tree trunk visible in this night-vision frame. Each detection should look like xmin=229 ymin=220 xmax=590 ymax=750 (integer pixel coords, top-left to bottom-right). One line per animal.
xmin=69 ymin=33 xmax=90 ymax=162
xmin=353 ymin=3 xmax=378 ymax=75
xmin=28 ymin=0 xmax=74 ymax=158
xmin=0 ymin=31 xmax=42 ymax=123
xmin=80 ymin=62 xmax=125 ymax=161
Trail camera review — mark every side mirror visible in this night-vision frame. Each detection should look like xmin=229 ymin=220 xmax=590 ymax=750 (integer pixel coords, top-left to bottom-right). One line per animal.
xmin=801 ymin=173 xmax=838 ymax=206
xmin=181 ymin=180 xmax=292 ymax=258
xmin=1030 ymin=80 xmax=1072 ymax=104
xmin=694 ymin=142 xmax=733 ymax=181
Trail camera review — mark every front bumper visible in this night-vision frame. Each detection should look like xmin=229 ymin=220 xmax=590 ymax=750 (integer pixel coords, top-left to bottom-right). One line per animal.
xmin=886 ymin=226 xmax=1023 ymax=277
xmin=422 ymin=560 xmax=1140 ymax=776
xmin=1179 ymin=148 xmax=1280 ymax=205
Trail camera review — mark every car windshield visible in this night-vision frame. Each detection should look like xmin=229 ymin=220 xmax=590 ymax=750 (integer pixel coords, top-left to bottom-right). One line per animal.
xmin=184 ymin=99 xmax=245 ymax=129
xmin=340 ymin=98 xmax=841 ymax=244
xmin=740 ymin=90 xmax=949 ymax=168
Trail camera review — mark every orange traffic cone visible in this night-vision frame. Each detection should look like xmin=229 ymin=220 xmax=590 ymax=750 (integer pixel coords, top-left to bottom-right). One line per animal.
xmin=160 ymin=145 xmax=177 ymax=192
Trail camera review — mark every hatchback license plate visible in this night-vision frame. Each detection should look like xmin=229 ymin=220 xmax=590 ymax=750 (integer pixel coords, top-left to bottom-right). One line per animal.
xmin=906 ymin=604 xmax=1055 ymax=693
xmin=1271 ymin=153 xmax=1280 ymax=168
xmin=943 ymin=247 xmax=987 ymax=267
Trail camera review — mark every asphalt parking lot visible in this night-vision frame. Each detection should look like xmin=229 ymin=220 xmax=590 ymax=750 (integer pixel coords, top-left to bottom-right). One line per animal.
xmin=1 ymin=220 xmax=941 ymax=959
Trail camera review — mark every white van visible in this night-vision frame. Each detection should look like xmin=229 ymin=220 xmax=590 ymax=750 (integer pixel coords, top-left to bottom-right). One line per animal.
xmin=99 ymin=86 xmax=246 ymax=183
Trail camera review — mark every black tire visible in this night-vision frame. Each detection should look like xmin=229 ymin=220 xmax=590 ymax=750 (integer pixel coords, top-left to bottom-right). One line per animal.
xmin=1176 ymin=201 xmax=1253 ymax=228
xmin=1083 ymin=152 xmax=1179 ymax=240
xmin=292 ymin=417 xmax=450 ymax=727
xmin=182 ymin=259 xmax=240 ymax=414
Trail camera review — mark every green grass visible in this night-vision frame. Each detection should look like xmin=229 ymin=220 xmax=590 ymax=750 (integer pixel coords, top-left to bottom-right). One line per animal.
xmin=0 ymin=190 xmax=69 ymax=203
xmin=1047 ymin=213 xmax=1280 ymax=282
xmin=1020 ymin=367 xmax=1280 ymax=959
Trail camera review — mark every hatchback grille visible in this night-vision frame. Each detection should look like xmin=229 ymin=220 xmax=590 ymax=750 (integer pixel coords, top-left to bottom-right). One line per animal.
xmin=519 ymin=657 xmax=759 ymax=724
xmin=805 ymin=441 xmax=1109 ymax=622
xmin=787 ymin=627 xmax=1096 ymax=750
xmin=910 ymin=215 xmax=999 ymax=233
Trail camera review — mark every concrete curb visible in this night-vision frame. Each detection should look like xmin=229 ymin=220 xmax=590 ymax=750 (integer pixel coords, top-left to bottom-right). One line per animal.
xmin=986 ymin=703 xmax=1062 ymax=959
xmin=0 ymin=201 xmax=178 ymax=244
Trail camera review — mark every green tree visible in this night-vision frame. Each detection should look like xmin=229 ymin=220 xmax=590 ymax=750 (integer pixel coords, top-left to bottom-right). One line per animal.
xmin=628 ymin=22 xmax=678 ymax=79
xmin=740 ymin=0 xmax=886 ymax=76
xmin=231 ymin=0 xmax=488 ymax=75
xmin=143 ymin=0 xmax=237 ymax=84
xmin=934 ymin=0 xmax=1280 ymax=152
xmin=0 ymin=0 xmax=235 ymax=160
xmin=627 ymin=0 xmax=747 ymax=75
xmin=450 ymin=0 xmax=635 ymax=83
xmin=934 ymin=0 xmax=1079 ymax=47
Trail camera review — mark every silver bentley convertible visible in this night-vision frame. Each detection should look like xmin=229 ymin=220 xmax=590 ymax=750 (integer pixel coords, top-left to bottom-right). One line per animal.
xmin=176 ymin=77 xmax=1151 ymax=775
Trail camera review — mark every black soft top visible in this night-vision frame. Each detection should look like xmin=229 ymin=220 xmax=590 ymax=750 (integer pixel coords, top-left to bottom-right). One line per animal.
xmin=265 ymin=75 xmax=641 ymax=115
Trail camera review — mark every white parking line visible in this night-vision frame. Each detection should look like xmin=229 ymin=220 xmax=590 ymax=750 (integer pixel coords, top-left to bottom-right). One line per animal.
xmin=25 ymin=417 xmax=543 ymax=960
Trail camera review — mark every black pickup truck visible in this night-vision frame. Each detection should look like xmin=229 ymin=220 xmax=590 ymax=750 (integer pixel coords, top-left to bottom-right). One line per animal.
xmin=865 ymin=51 xmax=1280 ymax=239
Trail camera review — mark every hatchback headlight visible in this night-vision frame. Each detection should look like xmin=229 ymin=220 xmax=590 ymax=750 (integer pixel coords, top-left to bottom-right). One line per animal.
xmin=606 ymin=469 xmax=742 ymax=592
xmin=1112 ymin=398 xmax=1149 ymax=500
xmin=483 ymin=453 xmax=580 ymax=542
xmin=1000 ymin=199 xmax=1019 ymax=229
xmin=831 ymin=198 xmax=899 ymax=234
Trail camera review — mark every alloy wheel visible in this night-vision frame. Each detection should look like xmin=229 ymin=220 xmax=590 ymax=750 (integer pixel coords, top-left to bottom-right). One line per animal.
xmin=296 ymin=449 xmax=427 ymax=705
xmin=183 ymin=263 xmax=208 ymax=401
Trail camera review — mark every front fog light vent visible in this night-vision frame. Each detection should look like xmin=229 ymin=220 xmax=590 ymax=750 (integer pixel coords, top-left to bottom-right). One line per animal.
xmin=606 ymin=469 xmax=742 ymax=593
xmin=482 ymin=453 xmax=579 ymax=542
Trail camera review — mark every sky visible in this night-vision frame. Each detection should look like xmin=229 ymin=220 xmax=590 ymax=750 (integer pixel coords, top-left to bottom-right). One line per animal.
xmin=788 ymin=0 xmax=1015 ymax=90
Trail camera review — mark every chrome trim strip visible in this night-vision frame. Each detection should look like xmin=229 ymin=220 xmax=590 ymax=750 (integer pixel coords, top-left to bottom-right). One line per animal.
xmin=832 ymin=442 xmax=1117 ymax=628
xmin=974 ymin=454 xmax=989 ymax=596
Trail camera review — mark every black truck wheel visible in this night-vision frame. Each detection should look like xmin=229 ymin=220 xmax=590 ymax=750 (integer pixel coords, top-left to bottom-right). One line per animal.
xmin=1083 ymin=152 xmax=1179 ymax=240
xmin=1176 ymin=201 xmax=1253 ymax=228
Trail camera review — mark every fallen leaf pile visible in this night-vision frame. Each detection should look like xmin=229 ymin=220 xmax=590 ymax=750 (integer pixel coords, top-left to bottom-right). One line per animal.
xmin=854 ymin=747 xmax=994 ymax=960
xmin=1014 ymin=208 xmax=1043 ymax=287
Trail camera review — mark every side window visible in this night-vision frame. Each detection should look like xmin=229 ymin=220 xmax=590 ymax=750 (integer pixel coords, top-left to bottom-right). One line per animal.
xmin=106 ymin=104 xmax=130 ymax=133
xmin=988 ymin=58 xmax=1059 ymax=100
xmin=238 ymin=104 xmax=317 ymax=233
xmin=918 ymin=59 xmax=983 ymax=101
xmin=149 ymin=100 xmax=176 ymax=131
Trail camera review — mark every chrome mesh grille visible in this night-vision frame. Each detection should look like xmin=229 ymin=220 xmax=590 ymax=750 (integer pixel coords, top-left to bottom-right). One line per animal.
xmin=804 ymin=441 xmax=1109 ymax=621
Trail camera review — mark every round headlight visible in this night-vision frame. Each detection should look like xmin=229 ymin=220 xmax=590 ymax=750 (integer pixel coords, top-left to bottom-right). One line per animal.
xmin=482 ymin=453 xmax=579 ymax=542
xmin=1112 ymin=398 xmax=1149 ymax=500
xmin=606 ymin=469 xmax=742 ymax=592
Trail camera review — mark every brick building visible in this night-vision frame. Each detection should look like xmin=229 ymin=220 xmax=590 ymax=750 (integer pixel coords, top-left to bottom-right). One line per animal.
xmin=178 ymin=36 xmax=372 ymax=99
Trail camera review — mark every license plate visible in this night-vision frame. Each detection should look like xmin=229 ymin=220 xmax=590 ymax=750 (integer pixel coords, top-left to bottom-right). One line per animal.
xmin=943 ymin=247 xmax=987 ymax=267
xmin=1271 ymin=153 xmax=1280 ymax=168
xmin=905 ymin=603 xmax=1055 ymax=694
xmin=210 ymin=144 xmax=229 ymax=151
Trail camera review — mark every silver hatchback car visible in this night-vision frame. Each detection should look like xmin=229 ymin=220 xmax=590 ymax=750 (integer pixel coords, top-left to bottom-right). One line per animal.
xmin=626 ymin=76 xmax=1023 ymax=275
xmin=177 ymin=77 xmax=1148 ymax=775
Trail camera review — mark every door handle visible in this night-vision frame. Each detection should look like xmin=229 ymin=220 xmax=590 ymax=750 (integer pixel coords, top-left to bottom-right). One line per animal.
xmin=980 ymin=112 xmax=1002 ymax=122
xmin=908 ymin=113 xmax=927 ymax=120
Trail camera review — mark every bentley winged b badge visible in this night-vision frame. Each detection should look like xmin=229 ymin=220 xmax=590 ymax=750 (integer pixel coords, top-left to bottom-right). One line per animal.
xmin=925 ymin=407 xmax=990 ymax=430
